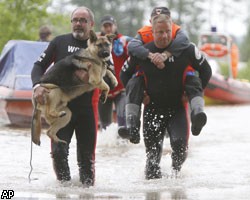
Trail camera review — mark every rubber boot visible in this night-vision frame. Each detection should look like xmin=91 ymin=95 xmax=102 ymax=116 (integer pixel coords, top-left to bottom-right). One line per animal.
xmin=77 ymin=149 xmax=95 ymax=187
xmin=118 ymin=104 xmax=140 ymax=144
xmin=171 ymin=139 xmax=187 ymax=178
xmin=190 ymin=96 xmax=207 ymax=136
xmin=145 ymin=151 xmax=162 ymax=180
xmin=145 ymin=163 xmax=162 ymax=180
xmin=51 ymin=143 xmax=71 ymax=182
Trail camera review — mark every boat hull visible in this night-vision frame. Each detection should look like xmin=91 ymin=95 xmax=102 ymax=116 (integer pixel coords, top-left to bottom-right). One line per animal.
xmin=5 ymin=98 xmax=33 ymax=127
xmin=205 ymin=73 xmax=250 ymax=104
xmin=0 ymin=87 xmax=47 ymax=127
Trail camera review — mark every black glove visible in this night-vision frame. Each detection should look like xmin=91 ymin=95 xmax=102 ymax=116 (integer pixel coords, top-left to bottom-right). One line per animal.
xmin=103 ymin=60 xmax=116 ymax=90
xmin=103 ymin=72 xmax=116 ymax=90
xmin=105 ymin=59 xmax=115 ymax=72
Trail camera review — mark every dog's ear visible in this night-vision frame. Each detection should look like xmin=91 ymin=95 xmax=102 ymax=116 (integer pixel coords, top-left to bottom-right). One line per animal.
xmin=89 ymin=30 xmax=98 ymax=43
xmin=106 ymin=34 xmax=116 ymax=43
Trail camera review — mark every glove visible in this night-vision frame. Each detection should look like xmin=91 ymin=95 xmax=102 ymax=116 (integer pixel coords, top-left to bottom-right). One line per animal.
xmin=103 ymin=71 xmax=116 ymax=90
xmin=103 ymin=59 xmax=116 ymax=90
xmin=105 ymin=59 xmax=115 ymax=72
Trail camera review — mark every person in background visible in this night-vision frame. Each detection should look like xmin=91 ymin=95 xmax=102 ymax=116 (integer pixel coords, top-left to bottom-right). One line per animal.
xmin=119 ymin=6 xmax=207 ymax=144
xmin=98 ymin=15 xmax=132 ymax=131
xmin=38 ymin=25 xmax=52 ymax=42
xmin=31 ymin=7 xmax=100 ymax=187
xmin=121 ymin=14 xmax=211 ymax=179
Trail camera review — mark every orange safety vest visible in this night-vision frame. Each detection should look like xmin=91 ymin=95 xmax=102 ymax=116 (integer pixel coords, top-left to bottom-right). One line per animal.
xmin=137 ymin=23 xmax=194 ymax=101
xmin=138 ymin=23 xmax=181 ymax=44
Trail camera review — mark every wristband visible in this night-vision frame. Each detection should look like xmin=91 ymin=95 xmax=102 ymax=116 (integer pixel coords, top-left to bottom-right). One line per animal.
xmin=161 ymin=52 xmax=169 ymax=61
xmin=33 ymin=84 xmax=41 ymax=90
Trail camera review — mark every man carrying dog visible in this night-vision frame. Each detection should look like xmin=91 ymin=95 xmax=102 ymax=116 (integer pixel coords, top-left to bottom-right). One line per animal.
xmin=31 ymin=6 xmax=100 ymax=187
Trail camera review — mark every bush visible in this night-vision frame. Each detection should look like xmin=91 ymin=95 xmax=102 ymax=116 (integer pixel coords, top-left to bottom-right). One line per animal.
xmin=237 ymin=61 xmax=250 ymax=81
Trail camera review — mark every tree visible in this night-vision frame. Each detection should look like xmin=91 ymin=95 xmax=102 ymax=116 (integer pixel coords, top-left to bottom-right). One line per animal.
xmin=240 ymin=0 xmax=250 ymax=62
xmin=55 ymin=0 xmax=207 ymax=41
xmin=0 ymin=0 xmax=51 ymax=51
xmin=70 ymin=0 xmax=146 ymax=36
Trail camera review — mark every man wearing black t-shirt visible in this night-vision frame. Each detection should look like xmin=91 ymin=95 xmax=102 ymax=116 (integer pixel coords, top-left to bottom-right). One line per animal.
xmin=31 ymin=7 xmax=98 ymax=187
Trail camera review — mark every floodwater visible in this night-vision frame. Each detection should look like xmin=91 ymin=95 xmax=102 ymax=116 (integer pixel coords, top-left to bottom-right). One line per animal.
xmin=0 ymin=105 xmax=250 ymax=200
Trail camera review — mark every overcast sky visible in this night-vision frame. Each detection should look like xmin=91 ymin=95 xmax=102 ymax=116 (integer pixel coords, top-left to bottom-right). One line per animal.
xmin=206 ymin=0 xmax=248 ymax=37
xmin=49 ymin=0 xmax=249 ymax=38
xmin=153 ymin=0 xmax=248 ymax=38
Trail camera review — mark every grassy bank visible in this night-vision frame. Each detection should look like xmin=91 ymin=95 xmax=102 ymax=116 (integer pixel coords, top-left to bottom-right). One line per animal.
xmin=237 ymin=61 xmax=250 ymax=80
xmin=220 ymin=62 xmax=250 ymax=81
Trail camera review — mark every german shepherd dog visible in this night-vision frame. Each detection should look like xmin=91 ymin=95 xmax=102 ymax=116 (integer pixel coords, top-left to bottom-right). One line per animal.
xmin=31 ymin=30 xmax=117 ymax=145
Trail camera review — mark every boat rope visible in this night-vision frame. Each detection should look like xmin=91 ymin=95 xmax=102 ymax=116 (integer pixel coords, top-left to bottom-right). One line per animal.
xmin=28 ymin=134 xmax=38 ymax=183
xmin=28 ymin=134 xmax=33 ymax=182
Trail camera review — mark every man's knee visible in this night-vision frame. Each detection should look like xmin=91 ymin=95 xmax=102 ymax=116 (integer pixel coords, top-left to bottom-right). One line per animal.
xmin=126 ymin=76 xmax=145 ymax=104
xmin=185 ymin=75 xmax=203 ymax=100
xmin=51 ymin=143 xmax=69 ymax=159
xmin=126 ymin=76 xmax=144 ymax=90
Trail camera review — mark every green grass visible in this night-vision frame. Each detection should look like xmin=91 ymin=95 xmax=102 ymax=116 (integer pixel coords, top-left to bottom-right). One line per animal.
xmin=218 ymin=62 xmax=250 ymax=81
xmin=237 ymin=61 xmax=250 ymax=81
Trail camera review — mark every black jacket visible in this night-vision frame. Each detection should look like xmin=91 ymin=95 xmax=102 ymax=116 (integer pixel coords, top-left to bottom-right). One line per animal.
xmin=120 ymin=42 xmax=212 ymax=108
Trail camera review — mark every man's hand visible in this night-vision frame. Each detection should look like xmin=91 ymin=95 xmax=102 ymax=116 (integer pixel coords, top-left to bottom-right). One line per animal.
xmin=182 ymin=92 xmax=189 ymax=103
xmin=33 ymin=86 xmax=50 ymax=105
xmin=149 ymin=52 xmax=166 ymax=69
xmin=103 ymin=73 xmax=116 ymax=90
xmin=161 ymin=51 xmax=171 ymax=61
xmin=143 ymin=91 xmax=150 ymax=105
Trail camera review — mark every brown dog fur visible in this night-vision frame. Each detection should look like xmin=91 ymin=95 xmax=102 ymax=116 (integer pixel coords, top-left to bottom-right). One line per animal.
xmin=31 ymin=30 xmax=117 ymax=145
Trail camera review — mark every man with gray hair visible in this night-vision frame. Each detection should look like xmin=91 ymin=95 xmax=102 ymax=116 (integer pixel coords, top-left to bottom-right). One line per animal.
xmin=32 ymin=6 xmax=98 ymax=187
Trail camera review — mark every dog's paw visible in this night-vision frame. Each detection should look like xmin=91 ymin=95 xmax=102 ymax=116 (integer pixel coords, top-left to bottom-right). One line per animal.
xmin=112 ymin=79 xmax=118 ymax=88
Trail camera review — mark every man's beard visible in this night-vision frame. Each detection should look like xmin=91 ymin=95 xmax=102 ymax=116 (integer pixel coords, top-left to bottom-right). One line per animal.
xmin=73 ymin=31 xmax=86 ymax=40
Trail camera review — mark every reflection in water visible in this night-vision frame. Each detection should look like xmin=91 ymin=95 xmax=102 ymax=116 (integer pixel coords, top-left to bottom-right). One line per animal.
xmin=170 ymin=188 xmax=187 ymax=200
xmin=146 ymin=187 xmax=187 ymax=200
xmin=146 ymin=191 xmax=161 ymax=200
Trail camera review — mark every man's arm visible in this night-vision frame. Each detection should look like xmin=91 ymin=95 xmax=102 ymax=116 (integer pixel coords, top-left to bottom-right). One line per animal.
xmin=127 ymin=34 xmax=150 ymax=60
xmin=190 ymin=44 xmax=212 ymax=88
xmin=120 ymin=57 xmax=138 ymax=87
xmin=128 ymin=28 xmax=190 ymax=61
xmin=31 ymin=40 xmax=57 ymax=104
xmin=31 ymin=41 xmax=56 ymax=86
xmin=166 ymin=29 xmax=190 ymax=57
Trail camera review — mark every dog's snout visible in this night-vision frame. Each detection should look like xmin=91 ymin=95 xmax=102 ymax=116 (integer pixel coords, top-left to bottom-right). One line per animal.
xmin=99 ymin=51 xmax=110 ymax=58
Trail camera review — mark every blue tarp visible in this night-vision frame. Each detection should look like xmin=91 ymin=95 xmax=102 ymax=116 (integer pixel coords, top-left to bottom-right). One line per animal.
xmin=0 ymin=40 xmax=48 ymax=90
